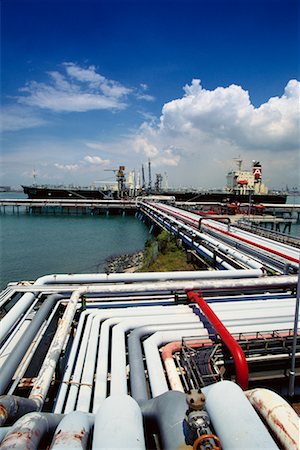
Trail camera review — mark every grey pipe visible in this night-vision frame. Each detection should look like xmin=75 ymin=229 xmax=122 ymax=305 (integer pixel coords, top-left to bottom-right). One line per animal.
xmin=140 ymin=390 xmax=188 ymax=450
xmin=0 ymin=412 xmax=63 ymax=450
xmin=0 ymin=395 xmax=39 ymax=427
xmin=128 ymin=323 xmax=203 ymax=403
xmin=92 ymin=395 xmax=146 ymax=449
xmin=0 ymin=294 xmax=64 ymax=396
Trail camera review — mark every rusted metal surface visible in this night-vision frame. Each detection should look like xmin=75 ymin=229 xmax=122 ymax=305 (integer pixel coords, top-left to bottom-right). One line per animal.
xmin=246 ymin=388 xmax=300 ymax=450
xmin=50 ymin=411 xmax=91 ymax=449
xmin=29 ymin=289 xmax=83 ymax=409
xmin=51 ymin=428 xmax=89 ymax=449
xmin=0 ymin=405 xmax=8 ymax=425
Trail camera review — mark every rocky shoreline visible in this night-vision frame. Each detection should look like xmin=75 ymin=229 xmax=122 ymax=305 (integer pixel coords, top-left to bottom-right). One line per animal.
xmin=104 ymin=251 xmax=144 ymax=273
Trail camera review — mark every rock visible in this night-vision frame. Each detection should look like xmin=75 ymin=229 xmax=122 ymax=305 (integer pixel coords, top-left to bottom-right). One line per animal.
xmin=104 ymin=251 xmax=144 ymax=273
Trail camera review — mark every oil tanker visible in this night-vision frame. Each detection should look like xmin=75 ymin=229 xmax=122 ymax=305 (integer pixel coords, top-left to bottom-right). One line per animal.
xmin=22 ymin=160 xmax=287 ymax=204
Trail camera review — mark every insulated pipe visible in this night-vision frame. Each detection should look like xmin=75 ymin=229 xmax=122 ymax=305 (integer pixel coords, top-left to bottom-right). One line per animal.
xmin=0 ymin=269 xmax=267 ymax=345
xmin=143 ymin=203 xmax=265 ymax=271
xmin=161 ymin=339 xmax=212 ymax=392
xmin=110 ymin=312 xmax=198 ymax=398
xmin=29 ymin=288 xmax=86 ymax=409
xmin=140 ymin=390 xmax=190 ymax=450
xmin=152 ymin=202 xmax=299 ymax=264
xmin=0 ymin=412 xmax=63 ymax=450
xmin=61 ymin=306 xmax=190 ymax=413
xmin=92 ymin=308 xmax=195 ymax=410
xmin=143 ymin=206 xmax=236 ymax=270
xmin=0 ymin=294 xmax=64 ymax=396
xmin=204 ymin=221 xmax=300 ymax=263
xmin=78 ymin=311 xmax=194 ymax=412
xmin=246 ymin=388 xmax=300 ymax=450
xmin=0 ymin=292 xmax=37 ymax=346
xmin=50 ymin=411 xmax=92 ymax=450
xmin=203 ymin=381 xmax=279 ymax=449
xmin=3 ymin=273 xmax=293 ymax=299
xmin=128 ymin=325 xmax=209 ymax=403
xmin=143 ymin=328 xmax=208 ymax=398
xmin=92 ymin=395 xmax=146 ymax=450
xmin=56 ymin=305 xmax=186 ymax=413
xmin=188 ymin=291 xmax=249 ymax=389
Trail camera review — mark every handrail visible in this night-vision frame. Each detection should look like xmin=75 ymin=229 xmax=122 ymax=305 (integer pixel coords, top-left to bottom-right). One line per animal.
xmin=187 ymin=290 xmax=249 ymax=390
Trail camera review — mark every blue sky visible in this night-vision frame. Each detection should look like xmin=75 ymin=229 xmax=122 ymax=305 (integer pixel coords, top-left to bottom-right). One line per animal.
xmin=1 ymin=0 xmax=299 ymax=190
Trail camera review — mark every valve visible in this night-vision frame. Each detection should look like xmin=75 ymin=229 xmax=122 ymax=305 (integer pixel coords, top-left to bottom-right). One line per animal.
xmin=184 ymin=389 xmax=222 ymax=450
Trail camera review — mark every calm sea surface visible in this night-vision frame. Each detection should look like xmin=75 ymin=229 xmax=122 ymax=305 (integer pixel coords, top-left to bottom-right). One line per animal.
xmin=0 ymin=192 xmax=150 ymax=290
xmin=0 ymin=193 xmax=299 ymax=290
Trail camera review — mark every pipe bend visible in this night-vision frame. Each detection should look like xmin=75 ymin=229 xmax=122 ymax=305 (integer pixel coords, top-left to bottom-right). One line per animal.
xmin=246 ymin=388 xmax=300 ymax=450
xmin=187 ymin=291 xmax=249 ymax=390
xmin=0 ymin=395 xmax=39 ymax=426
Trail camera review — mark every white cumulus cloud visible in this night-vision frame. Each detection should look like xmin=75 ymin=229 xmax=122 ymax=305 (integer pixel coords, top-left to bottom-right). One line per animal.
xmin=158 ymin=79 xmax=300 ymax=151
xmin=132 ymin=79 xmax=299 ymax=188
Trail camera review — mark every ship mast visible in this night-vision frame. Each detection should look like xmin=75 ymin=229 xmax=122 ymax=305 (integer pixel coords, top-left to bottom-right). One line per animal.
xmin=234 ymin=157 xmax=243 ymax=171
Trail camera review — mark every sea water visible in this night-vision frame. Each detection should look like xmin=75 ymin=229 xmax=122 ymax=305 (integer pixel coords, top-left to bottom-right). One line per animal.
xmin=0 ymin=193 xmax=150 ymax=290
xmin=0 ymin=193 xmax=299 ymax=290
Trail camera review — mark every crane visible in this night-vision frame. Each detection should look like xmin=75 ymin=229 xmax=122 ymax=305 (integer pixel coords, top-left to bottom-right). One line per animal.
xmin=104 ymin=166 xmax=126 ymax=197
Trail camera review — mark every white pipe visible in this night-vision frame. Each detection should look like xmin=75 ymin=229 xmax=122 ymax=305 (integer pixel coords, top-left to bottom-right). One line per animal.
xmin=0 ymin=269 xmax=266 ymax=345
xmin=92 ymin=308 xmax=194 ymax=411
xmin=143 ymin=204 xmax=249 ymax=269
xmin=77 ymin=307 xmax=189 ymax=412
xmin=29 ymin=288 xmax=86 ymax=408
xmin=164 ymin=298 xmax=297 ymax=393
xmin=152 ymin=202 xmax=299 ymax=262
xmin=246 ymin=388 xmax=300 ymax=450
xmin=202 ymin=381 xmax=279 ymax=449
xmin=55 ymin=303 xmax=179 ymax=413
xmin=50 ymin=411 xmax=92 ymax=450
xmin=62 ymin=305 xmax=190 ymax=413
xmin=3 ymin=274 xmax=294 ymax=299
xmin=150 ymin=204 xmax=264 ymax=270
xmin=92 ymin=395 xmax=146 ymax=449
xmin=110 ymin=315 xmax=200 ymax=399
xmin=143 ymin=328 xmax=208 ymax=397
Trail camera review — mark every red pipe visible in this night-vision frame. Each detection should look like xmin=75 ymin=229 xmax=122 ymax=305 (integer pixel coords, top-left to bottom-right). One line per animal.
xmin=205 ymin=222 xmax=299 ymax=264
xmin=187 ymin=290 xmax=249 ymax=390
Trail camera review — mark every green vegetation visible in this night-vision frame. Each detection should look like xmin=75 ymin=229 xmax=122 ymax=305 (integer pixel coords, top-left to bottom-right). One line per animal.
xmin=139 ymin=230 xmax=198 ymax=272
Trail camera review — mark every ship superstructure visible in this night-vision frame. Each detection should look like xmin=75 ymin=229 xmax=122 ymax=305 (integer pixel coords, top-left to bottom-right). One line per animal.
xmin=226 ymin=159 xmax=268 ymax=196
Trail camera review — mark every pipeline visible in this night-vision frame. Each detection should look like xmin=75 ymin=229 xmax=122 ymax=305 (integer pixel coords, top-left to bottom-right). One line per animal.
xmin=0 ymin=294 xmax=64 ymax=396
xmin=0 ymin=412 xmax=63 ymax=450
xmin=93 ymin=395 xmax=146 ymax=450
xmin=0 ymin=269 xmax=267 ymax=344
xmin=153 ymin=202 xmax=300 ymax=264
xmin=187 ymin=290 xmax=249 ymax=389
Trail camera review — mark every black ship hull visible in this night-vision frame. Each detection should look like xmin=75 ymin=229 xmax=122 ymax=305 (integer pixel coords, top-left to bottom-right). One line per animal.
xmin=22 ymin=185 xmax=287 ymax=204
